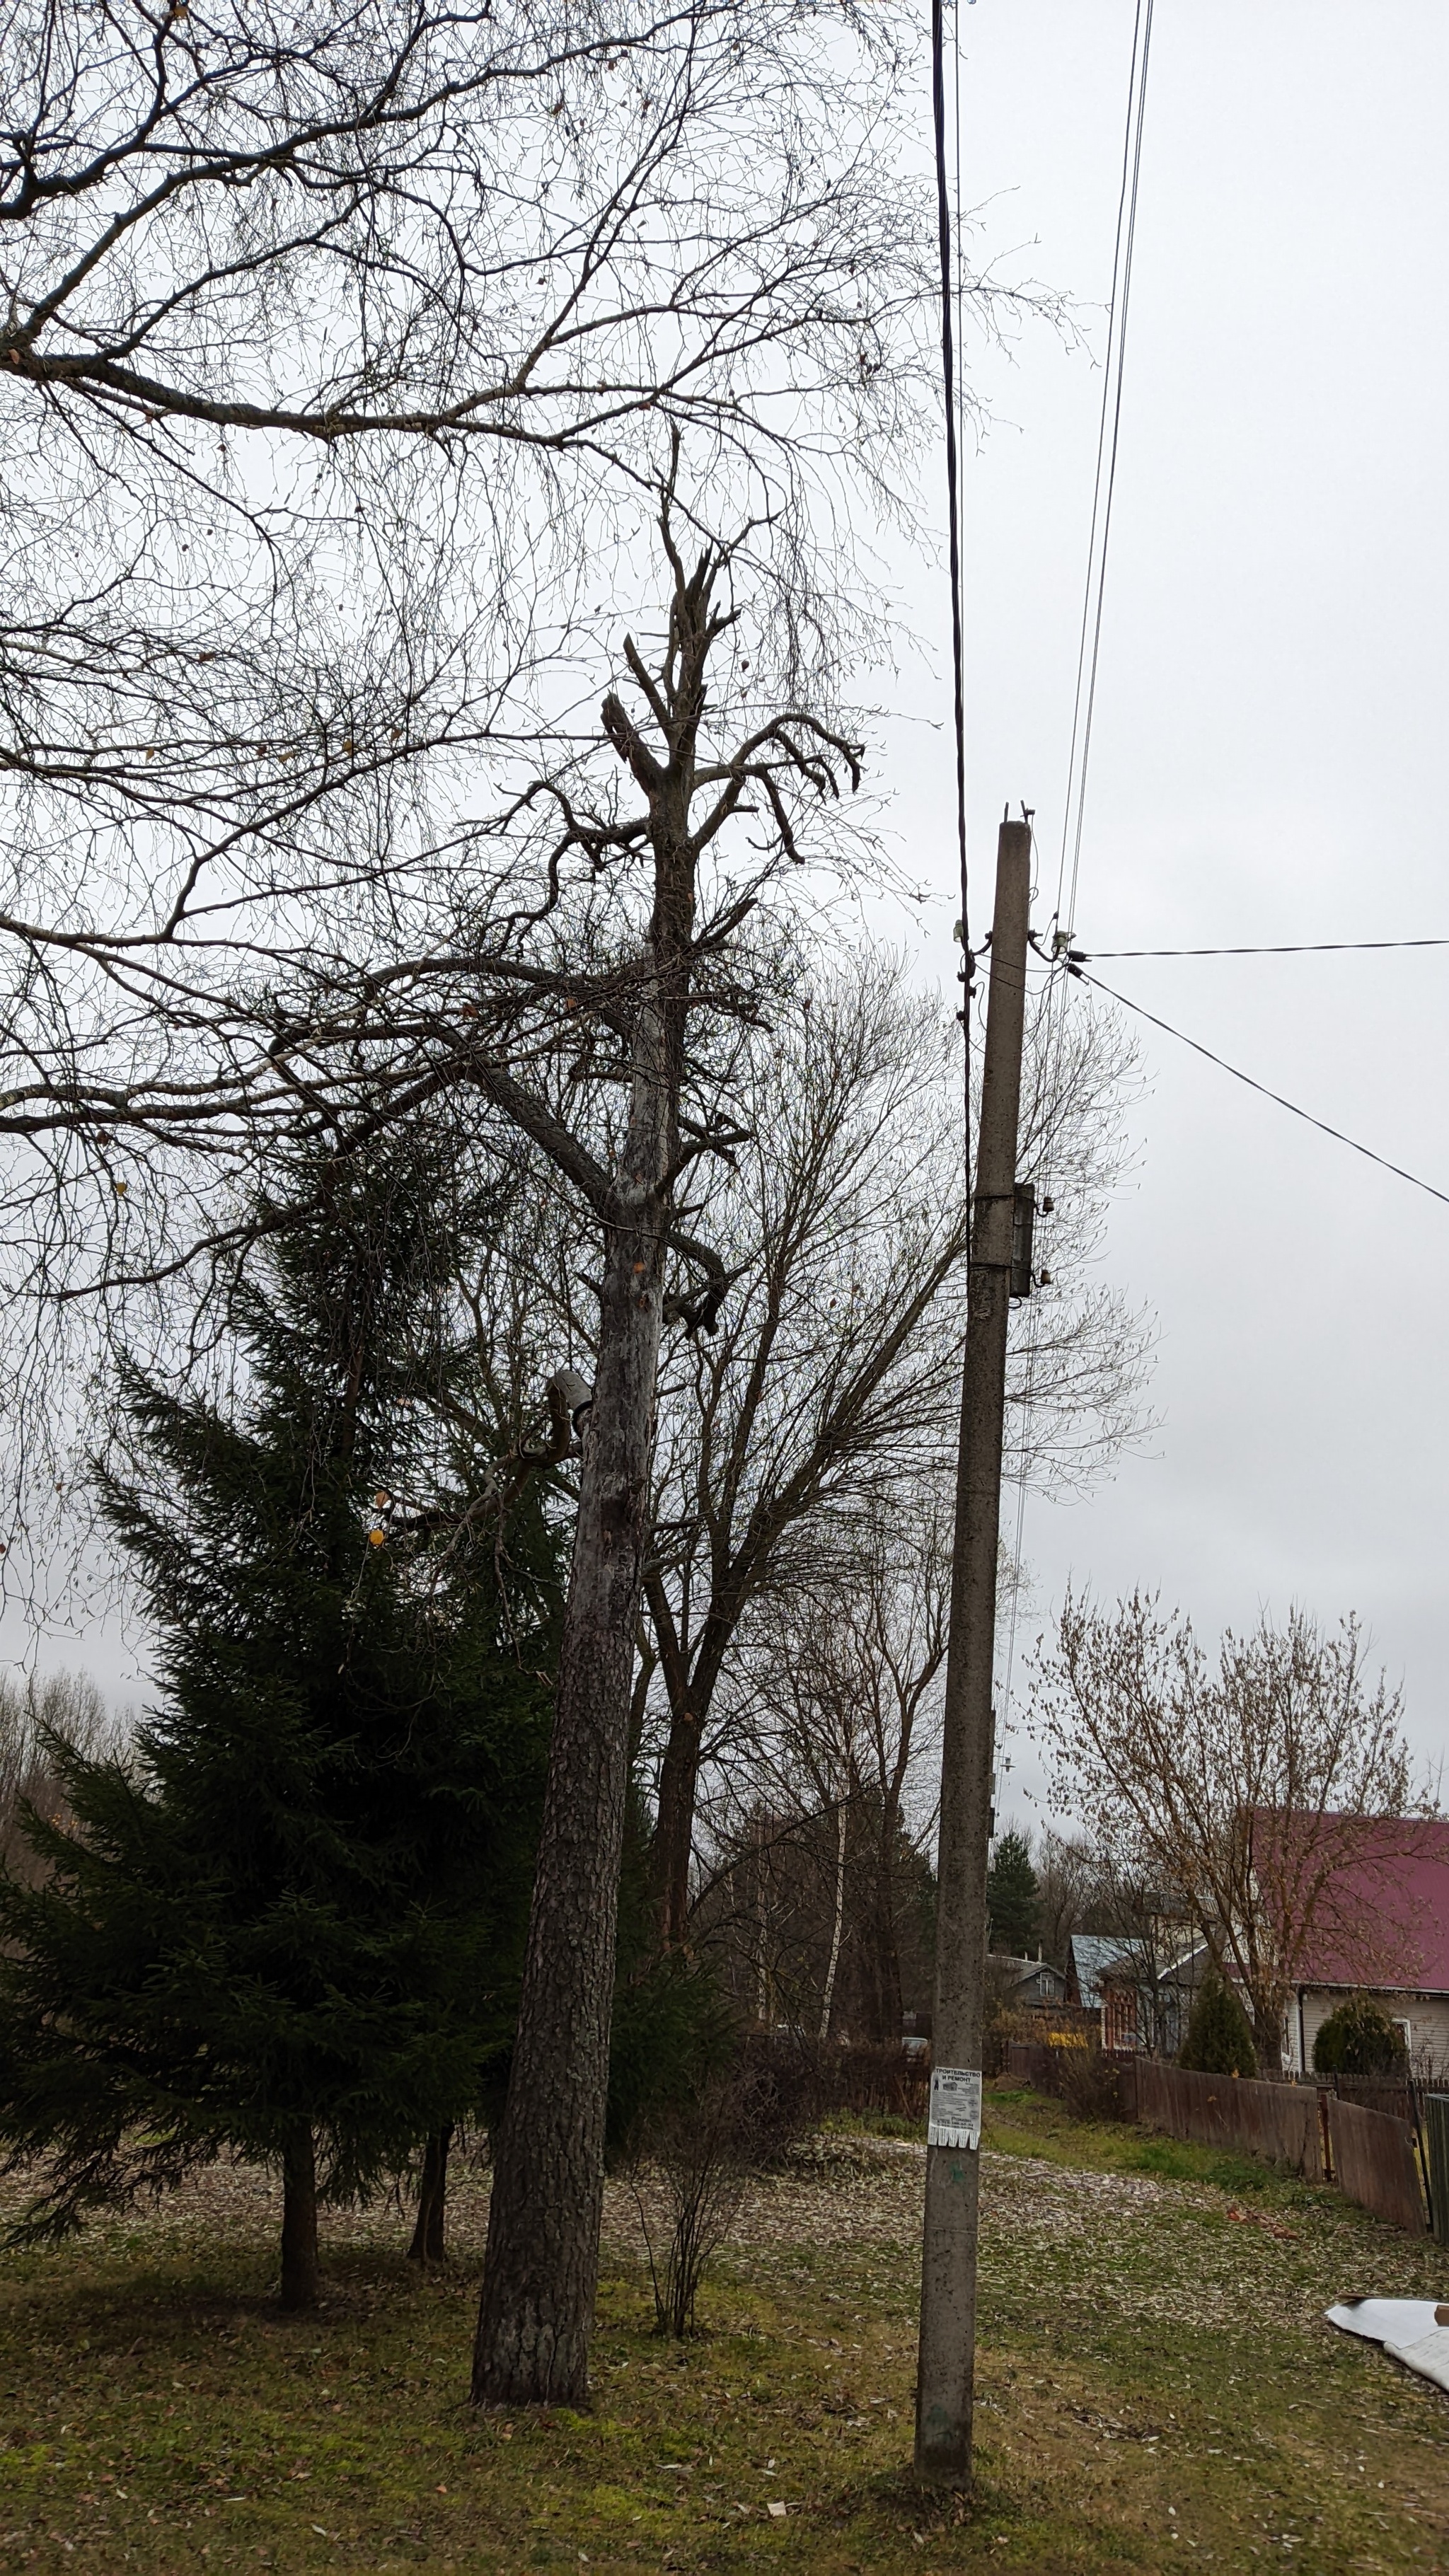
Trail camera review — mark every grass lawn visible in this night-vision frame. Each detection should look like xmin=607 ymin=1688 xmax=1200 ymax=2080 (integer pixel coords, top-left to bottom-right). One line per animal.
xmin=1 ymin=2081 xmax=1445 ymax=2573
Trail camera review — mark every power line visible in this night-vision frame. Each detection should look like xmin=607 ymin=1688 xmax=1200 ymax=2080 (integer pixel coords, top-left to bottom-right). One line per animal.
xmin=1003 ymin=11 xmax=1156 ymax=1762
xmin=1083 ymin=937 xmax=1449 ymax=959
xmin=1054 ymin=0 xmax=1155 ymax=938
xmin=1077 ymin=966 xmax=1449 ymax=1210
xmin=930 ymin=1 xmax=969 ymax=966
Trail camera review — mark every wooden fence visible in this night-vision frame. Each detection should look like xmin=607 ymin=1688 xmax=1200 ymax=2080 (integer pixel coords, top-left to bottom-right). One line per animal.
xmin=1310 ymin=2074 xmax=1416 ymax=2124
xmin=1425 ymin=2095 xmax=1449 ymax=2247
xmin=1003 ymin=2043 xmax=1432 ymax=2231
xmin=1324 ymin=2094 xmax=1426 ymax=2234
xmin=1135 ymin=2061 xmax=1323 ymax=2180
xmin=1003 ymin=2041 xmax=1065 ymax=2093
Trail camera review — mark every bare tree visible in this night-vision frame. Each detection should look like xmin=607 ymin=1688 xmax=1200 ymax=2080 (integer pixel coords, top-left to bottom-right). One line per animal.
xmin=705 ymin=1508 xmax=950 ymax=2044
xmin=0 ymin=0 xmax=1000 ymax=1556
xmin=624 ymin=2061 xmax=792 ymax=2340
xmin=0 ymin=3 xmax=1070 ymax=2408
xmin=1030 ymin=1827 xmax=1099 ymax=1974
xmin=1034 ymin=1593 xmax=1439 ymax=2073
xmin=641 ymin=954 xmax=1150 ymax=1946
xmin=4 ymin=1 xmax=942 ymax=468
xmin=463 ymin=492 xmax=880 ymax=2405
xmin=0 ymin=1670 xmax=119 ymax=1885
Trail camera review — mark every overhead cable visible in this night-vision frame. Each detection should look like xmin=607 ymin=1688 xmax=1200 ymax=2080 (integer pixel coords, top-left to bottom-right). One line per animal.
xmin=930 ymin=0 xmax=969 ymax=969
xmin=1077 ymin=967 xmax=1449 ymax=1210
xmin=1083 ymin=937 xmax=1449 ymax=959
xmin=1054 ymin=0 xmax=1155 ymax=941
xmin=1003 ymin=11 xmax=1155 ymax=1755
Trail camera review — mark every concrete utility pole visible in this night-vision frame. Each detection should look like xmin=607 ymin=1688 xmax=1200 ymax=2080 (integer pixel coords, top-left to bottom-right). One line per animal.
xmin=915 ymin=815 xmax=1033 ymax=2487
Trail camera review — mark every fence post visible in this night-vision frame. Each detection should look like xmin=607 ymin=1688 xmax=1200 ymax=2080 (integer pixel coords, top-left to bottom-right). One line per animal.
xmin=1424 ymin=2095 xmax=1449 ymax=2246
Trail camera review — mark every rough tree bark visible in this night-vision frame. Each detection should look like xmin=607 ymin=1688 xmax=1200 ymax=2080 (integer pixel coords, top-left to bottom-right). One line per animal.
xmin=280 ymin=2128 xmax=321 ymax=2310
xmin=471 ymin=556 xmax=708 ymax=2408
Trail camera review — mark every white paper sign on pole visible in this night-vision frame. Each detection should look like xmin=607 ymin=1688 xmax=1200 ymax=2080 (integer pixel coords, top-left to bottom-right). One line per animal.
xmin=928 ymin=2066 xmax=983 ymax=2150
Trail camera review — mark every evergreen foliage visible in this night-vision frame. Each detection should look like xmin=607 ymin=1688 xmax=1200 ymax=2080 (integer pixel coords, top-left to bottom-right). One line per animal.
xmin=0 ymin=1135 xmax=561 ymax=2298
xmin=1312 ymin=1994 xmax=1409 ymax=2077
xmin=1178 ymin=1968 xmax=1257 ymax=2077
xmin=986 ymin=1828 xmax=1041 ymax=1957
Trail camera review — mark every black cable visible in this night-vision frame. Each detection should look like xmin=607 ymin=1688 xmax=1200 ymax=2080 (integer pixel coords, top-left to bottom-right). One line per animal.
xmin=1056 ymin=0 xmax=1155 ymax=936
xmin=1076 ymin=966 xmax=1449 ymax=1210
xmin=1083 ymin=938 xmax=1449 ymax=959
xmin=931 ymin=0 xmax=969 ymax=969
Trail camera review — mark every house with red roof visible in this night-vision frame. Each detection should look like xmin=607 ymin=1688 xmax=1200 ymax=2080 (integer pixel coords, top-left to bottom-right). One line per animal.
xmin=1273 ymin=1814 xmax=1449 ymax=2076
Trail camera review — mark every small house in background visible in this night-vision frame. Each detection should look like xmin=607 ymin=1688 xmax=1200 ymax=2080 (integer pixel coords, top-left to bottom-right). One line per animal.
xmin=990 ymin=1952 xmax=1068 ymax=2011
xmin=1274 ymin=1815 xmax=1449 ymax=2075
xmin=1067 ymin=1931 xmax=1205 ymax=2057
xmin=1066 ymin=1933 xmax=1121 ymax=2019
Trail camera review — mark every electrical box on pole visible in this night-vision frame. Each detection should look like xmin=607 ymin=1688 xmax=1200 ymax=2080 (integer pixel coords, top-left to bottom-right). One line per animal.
xmin=914 ymin=816 xmax=1032 ymax=2489
xmin=1010 ymin=1182 xmax=1036 ymax=1300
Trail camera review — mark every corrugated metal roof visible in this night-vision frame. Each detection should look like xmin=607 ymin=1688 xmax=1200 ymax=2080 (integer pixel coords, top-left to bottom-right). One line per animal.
xmin=1069 ymin=1931 xmax=1204 ymax=2007
xmin=1254 ymin=1813 xmax=1449 ymax=1993
xmin=1068 ymin=1932 xmax=1141 ymax=2008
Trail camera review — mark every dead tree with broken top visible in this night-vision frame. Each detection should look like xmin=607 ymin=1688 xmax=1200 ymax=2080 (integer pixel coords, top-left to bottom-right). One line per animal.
xmin=470 ymin=496 xmax=863 ymax=2407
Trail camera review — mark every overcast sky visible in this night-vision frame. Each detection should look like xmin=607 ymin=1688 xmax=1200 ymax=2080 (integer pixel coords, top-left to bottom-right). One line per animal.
xmin=884 ymin=0 xmax=1449 ymax=1827
xmin=16 ymin=5 xmax=1448 ymax=1838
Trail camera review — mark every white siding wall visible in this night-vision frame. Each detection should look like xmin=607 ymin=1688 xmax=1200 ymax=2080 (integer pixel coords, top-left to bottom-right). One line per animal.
xmin=1289 ymin=1987 xmax=1449 ymax=2077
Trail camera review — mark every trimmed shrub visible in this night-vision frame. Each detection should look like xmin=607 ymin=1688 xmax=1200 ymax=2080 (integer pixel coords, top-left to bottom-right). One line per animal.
xmin=1312 ymin=1995 xmax=1409 ymax=2078
xmin=1179 ymin=1969 xmax=1257 ymax=2077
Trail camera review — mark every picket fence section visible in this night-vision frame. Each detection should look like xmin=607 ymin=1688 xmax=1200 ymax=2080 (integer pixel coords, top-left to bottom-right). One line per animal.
xmin=1312 ymin=2074 xmax=1416 ymax=2124
xmin=1135 ymin=2060 xmax=1323 ymax=2180
xmin=1003 ymin=2041 xmax=1432 ymax=2231
xmin=1324 ymin=2094 xmax=1426 ymax=2236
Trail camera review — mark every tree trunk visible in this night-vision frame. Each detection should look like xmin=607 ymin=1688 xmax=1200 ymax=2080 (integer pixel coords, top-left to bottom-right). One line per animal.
xmin=819 ymin=1796 xmax=848 ymax=2040
xmin=471 ymin=557 xmax=707 ymax=2407
xmin=653 ymin=1702 xmax=703 ymax=1947
xmin=869 ymin=1894 xmax=904 ymax=2048
xmin=280 ymin=2128 xmax=321 ymax=2310
xmin=870 ymin=1794 xmax=904 ymax=2046
xmin=648 ymin=1576 xmax=737 ymax=1948
xmin=471 ymin=1217 xmax=664 ymax=2402
xmin=473 ymin=865 xmax=686 ymax=2403
xmin=408 ymin=2125 xmax=452 ymax=2264
xmin=1254 ymin=2011 xmax=1284 ymax=2080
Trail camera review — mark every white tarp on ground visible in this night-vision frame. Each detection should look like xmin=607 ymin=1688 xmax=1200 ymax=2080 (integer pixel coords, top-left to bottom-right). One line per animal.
xmin=1326 ymin=2298 xmax=1449 ymax=2396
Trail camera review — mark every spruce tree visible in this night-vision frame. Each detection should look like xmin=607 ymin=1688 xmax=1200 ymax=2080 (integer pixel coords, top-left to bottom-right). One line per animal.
xmin=1312 ymin=1995 xmax=1408 ymax=2078
xmin=986 ymin=1828 xmax=1041 ymax=1957
xmin=1178 ymin=1968 xmax=1257 ymax=2078
xmin=0 ymin=1135 xmax=560 ymax=2303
